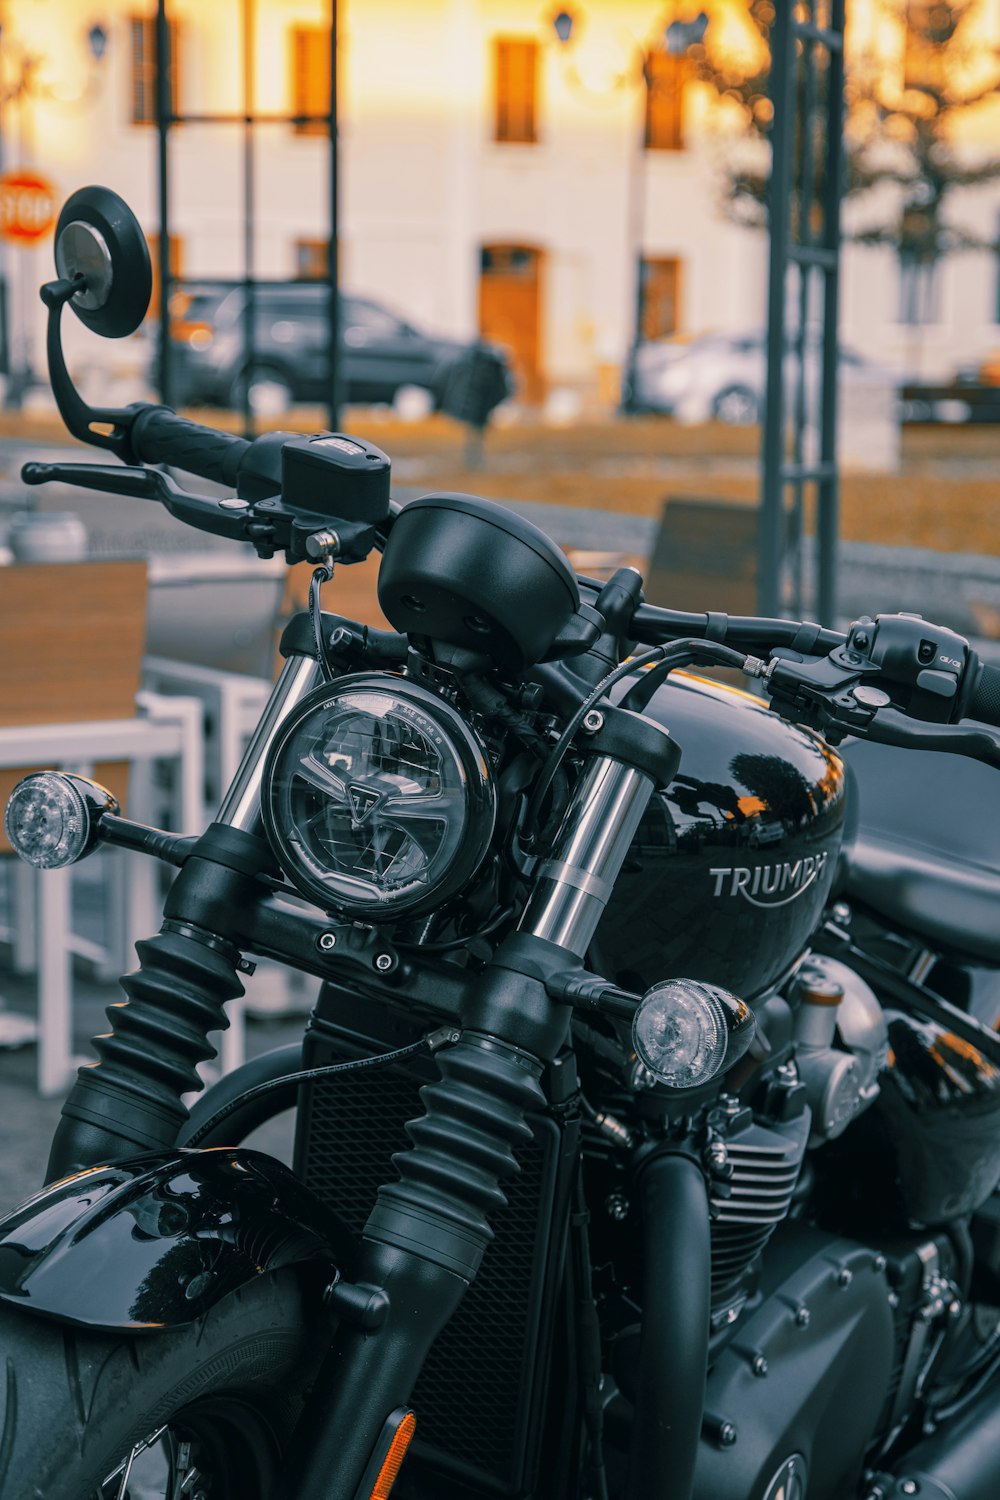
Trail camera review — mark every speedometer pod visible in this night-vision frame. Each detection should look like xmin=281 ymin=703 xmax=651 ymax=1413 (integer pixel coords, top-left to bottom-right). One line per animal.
xmin=262 ymin=674 xmax=497 ymax=919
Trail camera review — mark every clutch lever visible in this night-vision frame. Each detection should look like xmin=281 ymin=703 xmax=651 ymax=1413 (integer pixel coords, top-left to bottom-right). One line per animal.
xmin=22 ymin=460 xmax=266 ymax=544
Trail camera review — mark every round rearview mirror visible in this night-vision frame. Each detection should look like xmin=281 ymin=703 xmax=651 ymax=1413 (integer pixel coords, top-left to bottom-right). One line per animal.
xmin=54 ymin=186 xmax=151 ymax=339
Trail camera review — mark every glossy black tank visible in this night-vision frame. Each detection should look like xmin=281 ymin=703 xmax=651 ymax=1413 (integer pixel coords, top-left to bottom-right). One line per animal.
xmin=596 ymin=674 xmax=846 ymax=1000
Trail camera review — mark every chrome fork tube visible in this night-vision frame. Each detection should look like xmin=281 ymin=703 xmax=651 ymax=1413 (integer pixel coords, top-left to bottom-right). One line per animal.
xmin=216 ymin=655 xmax=324 ymax=834
xmin=518 ymin=754 xmax=655 ymax=957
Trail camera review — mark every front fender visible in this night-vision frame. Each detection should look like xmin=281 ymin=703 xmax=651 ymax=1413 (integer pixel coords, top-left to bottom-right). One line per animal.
xmin=0 ymin=1148 xmax=353 ymax=1331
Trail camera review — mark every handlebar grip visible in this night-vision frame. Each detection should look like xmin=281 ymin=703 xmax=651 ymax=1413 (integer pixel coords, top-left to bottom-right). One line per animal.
xmin=130 ymin=405 xmax=251 ymax=489
xmin=966 ymin=660 xmax=1000 ymax=727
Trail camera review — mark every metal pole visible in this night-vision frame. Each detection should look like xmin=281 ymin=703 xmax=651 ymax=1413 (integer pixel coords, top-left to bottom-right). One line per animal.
xmin=622 ymin=54 xmax=646 ymax=415
xmin=758 ymin=0 xmax=795 ymax=617
xmin=0 ymin=52 xmax=10 ymax=395
xmin=241 ymin=0 xmax=255 ymax=438
xmin=789 ymin=21 xmax=819 ymax=619
xmin=817 ymin=0 xmax=845 ymax=627
xmin=155 ymin=0 xmax=172 ymax=407
xmin=327 ymin=0 xmax=340 ymax=431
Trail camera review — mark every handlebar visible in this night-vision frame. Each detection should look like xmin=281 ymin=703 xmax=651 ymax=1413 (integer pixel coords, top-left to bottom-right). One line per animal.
xmin=628 ymin=602 xmax=846 ymax=658
xmin=23 ymin=351 xmax=1000 ymax=757
xmin=129 ymin=405 xmax=250 ymax=489
xmin=29 ymin=205 xmax=1000 ymax=768
xmin=968 ymin=660 xmax=1000 ymax=728
xmin=608 ymin=575 xmax=1000 ymax=760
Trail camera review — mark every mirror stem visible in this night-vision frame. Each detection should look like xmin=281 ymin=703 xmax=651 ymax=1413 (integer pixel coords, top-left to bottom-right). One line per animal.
xmin=40 ymin=275 xmax=86 ymax=310
xmin=40 ymin=281 xmax=137 ymax=462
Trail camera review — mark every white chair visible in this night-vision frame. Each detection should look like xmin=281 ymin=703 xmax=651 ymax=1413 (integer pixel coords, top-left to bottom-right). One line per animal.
xmin=0 ymin=561 xmax=205 ymax=1097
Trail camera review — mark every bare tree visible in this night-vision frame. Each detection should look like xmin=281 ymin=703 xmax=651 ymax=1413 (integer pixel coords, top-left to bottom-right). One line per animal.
xmin=696 ymin=0 xmax=1000 ymax=291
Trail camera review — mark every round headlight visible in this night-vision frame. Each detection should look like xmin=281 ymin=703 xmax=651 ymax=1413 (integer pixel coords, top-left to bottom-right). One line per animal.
xmin=4 ymin=772 xmax=117 ymax=869
xmin=632 ymin=978 xmax=755 ymax=1090
xmin=262 ymin=675 xmax=497 ymax=919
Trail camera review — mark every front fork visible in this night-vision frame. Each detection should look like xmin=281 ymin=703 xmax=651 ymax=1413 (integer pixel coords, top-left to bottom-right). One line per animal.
xmin=279 ymin=751 xmax=661 ymax=1500
xmin=46 ymin=652 xmax=322 ymax=1180
xmin=46 ymin=646 xmax=691 ymax=1500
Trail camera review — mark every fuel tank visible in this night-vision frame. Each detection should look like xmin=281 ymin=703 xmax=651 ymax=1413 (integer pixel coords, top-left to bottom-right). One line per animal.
xmin=596 ymin=673 xmax=846 ymax=999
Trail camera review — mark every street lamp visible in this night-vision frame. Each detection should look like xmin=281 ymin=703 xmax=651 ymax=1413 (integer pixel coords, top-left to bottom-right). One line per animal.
xmin=87 ymin=25 xmax=110 ymax=64
xmin=665 ymin=12 xmax=708 ymax=57
xmin=552 ymin=5 xmax=708 ymax=411
xmin=552 ymin=10 xmax=574 ymax=45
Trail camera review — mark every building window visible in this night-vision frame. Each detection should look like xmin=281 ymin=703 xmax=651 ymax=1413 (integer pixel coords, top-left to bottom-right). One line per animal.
xmin=898 ymin=251 xmax=939 ymax=325
xmin=296 ymin=239 xmax=330 ymax=280
xmin=130 ymin=15 xmax=179 ymax=126
xmin=644 ymin=49 xmax=686 ymax=150
xmin=291 ymin=26 xmax=331 ymax=135
xmin=640 ymin=257 xmax=682 ymax=340
xmin=494 ymin=38 xmax=538 ymax=144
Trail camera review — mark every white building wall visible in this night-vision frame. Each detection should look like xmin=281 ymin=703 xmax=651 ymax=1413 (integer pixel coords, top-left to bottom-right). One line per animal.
xmin=3 ymin=0 xmax=1000 ymax=403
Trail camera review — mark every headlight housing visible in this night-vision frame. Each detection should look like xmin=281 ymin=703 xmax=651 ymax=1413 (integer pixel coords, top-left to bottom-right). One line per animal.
xmin=262 ymin=674 xmax=497 ymax=920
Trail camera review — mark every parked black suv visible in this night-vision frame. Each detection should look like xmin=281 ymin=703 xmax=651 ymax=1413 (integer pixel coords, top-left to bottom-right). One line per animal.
xmin=161 ymin=282 xmax=513 ymax=417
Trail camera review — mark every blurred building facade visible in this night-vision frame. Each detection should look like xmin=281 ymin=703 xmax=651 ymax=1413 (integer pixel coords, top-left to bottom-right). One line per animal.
xmin=2 ymin=0 xmax=1000 ymax=410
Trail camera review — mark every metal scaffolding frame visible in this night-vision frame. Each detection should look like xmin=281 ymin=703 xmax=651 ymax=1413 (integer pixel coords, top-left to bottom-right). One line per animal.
xmin=154 ymin=0 xmax=340 ymax=434
xmin=759 ymin=0 xmax=846 ymax=625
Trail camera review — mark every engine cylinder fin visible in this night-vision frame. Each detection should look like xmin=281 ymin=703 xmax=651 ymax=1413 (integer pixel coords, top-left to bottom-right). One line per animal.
xmin=708 ymin=1112 xmax=810 ymax=1307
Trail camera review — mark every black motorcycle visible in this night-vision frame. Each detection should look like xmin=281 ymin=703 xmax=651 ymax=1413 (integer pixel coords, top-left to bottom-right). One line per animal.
xmin=1 ymin=187 xmax=999 ymax=1500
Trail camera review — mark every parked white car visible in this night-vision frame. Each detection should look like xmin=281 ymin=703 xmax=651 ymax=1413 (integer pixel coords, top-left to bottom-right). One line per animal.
xmin=627 ymin=330 xmax=899 ymax=425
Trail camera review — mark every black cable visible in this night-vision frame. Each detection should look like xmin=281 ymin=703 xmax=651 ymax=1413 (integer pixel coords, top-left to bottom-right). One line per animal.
xmin=929 ymin=1336 xmax=1000 ymax=1424
xmin=309 ymin=562 xmax=336 ymax=682
xmin=524 ymin=639 xmax=753 ymax=848
xmin=619 ymin=639 xmax=753 ymax=714
xmin=522 ymin=645 xmax=666 ymax=847
xmin=395 ymin=905 xmax=516 ymax=953
xmin=184 ymin=1037 xmax=432 ymax=1147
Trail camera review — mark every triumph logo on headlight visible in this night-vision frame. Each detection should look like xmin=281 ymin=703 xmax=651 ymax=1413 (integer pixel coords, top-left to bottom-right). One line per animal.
xmin=348 ymin=784 xmax=382 ymax=822
xmin=709 ymin=851 xmax=830 ymax=907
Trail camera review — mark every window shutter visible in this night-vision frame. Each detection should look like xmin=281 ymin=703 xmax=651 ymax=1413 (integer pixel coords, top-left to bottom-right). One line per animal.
xmin=291 ymin=26 xmax=331 ymax=135
xmin=644 ymin=50 xmax=686 ymax=151
xmin=495 ymin=38 xmax=538 ymax=144
xmin=130 ymin=15 xmax=179 ymax=126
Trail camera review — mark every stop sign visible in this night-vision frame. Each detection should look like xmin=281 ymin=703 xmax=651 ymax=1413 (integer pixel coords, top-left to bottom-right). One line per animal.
xmin=0 ymin=172 xmax=58 ymax=245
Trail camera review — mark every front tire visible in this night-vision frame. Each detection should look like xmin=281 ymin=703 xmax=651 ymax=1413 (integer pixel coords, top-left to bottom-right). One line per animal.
xmin=0 ymin=1270 xmax=324 ymax=1500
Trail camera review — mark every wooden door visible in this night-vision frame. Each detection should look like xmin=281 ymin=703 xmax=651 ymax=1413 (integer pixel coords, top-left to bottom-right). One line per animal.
xmin=640 ymin=257 xmax=682 ymax=341
xmin=478 ymin=244 xmax=544 ymax=405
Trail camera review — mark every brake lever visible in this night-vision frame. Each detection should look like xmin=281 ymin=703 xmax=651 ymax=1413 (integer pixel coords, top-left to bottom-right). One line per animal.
xmin=22 ymin=460 xmax=259 ymax=543
xmin=864 ymin=706 xmax=1000 ymax=769
xmin=764 ymin=648 xmax=1000 ymax=767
